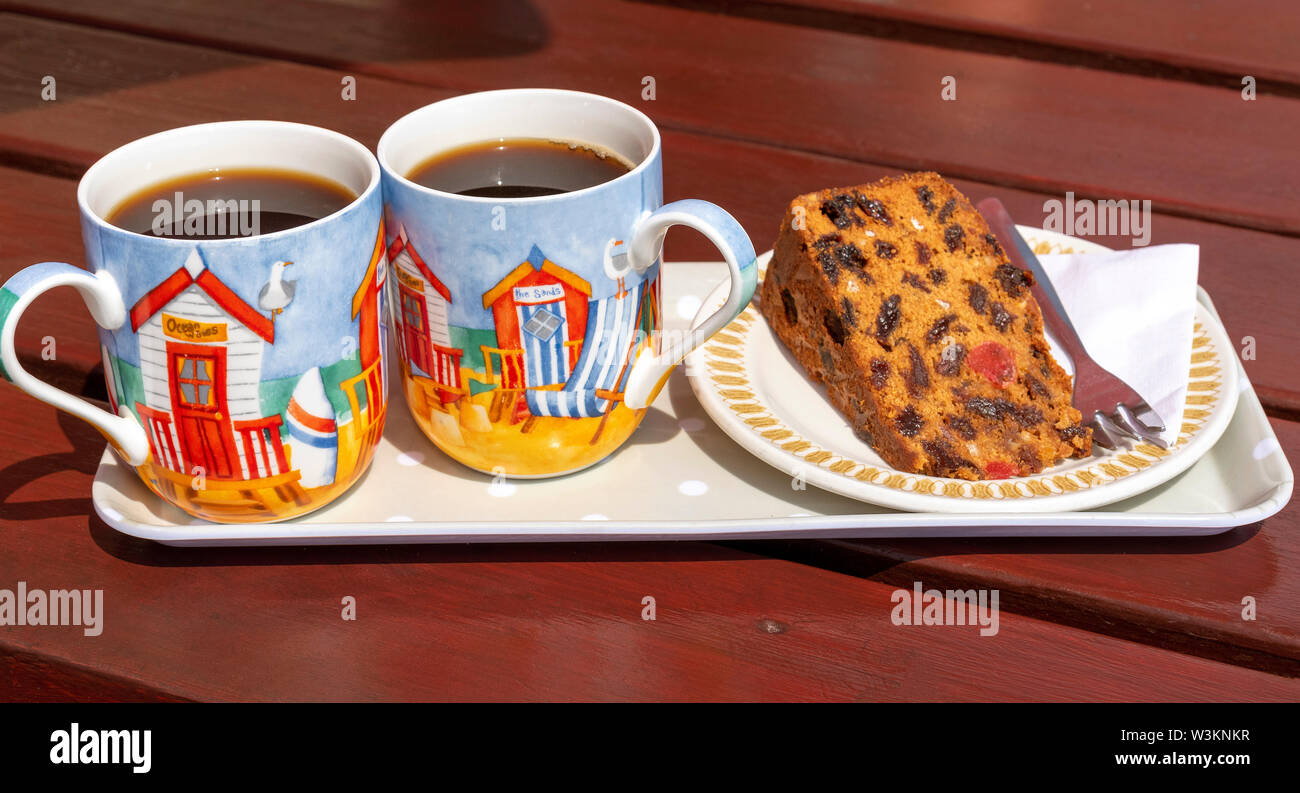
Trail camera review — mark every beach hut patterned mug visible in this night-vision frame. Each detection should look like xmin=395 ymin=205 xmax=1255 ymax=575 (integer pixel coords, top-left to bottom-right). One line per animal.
xmin=0 ymin=121 xmax=387 ymax=523
xmin=378 ymin=89 xmax=757 ymax=477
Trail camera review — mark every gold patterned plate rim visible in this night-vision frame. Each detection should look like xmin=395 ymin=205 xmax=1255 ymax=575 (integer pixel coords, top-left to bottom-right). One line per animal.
xmin=685 ymin=226 xmax=1240 ymax=513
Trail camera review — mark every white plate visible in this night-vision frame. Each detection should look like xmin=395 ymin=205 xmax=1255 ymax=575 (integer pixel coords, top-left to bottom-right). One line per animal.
xmin=686 ymin=228 xmax=1239 ymax=513
xmin=91 ymin=256 xmax=1289 ymax=544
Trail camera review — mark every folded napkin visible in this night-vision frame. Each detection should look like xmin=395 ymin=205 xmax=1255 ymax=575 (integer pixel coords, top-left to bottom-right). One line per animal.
xmin=1035 ymin=244 xmax=1200 ymax=445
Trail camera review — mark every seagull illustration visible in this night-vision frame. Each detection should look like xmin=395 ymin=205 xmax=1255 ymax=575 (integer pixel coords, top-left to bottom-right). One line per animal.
xmin=603 ymin=239 xmax=631 ymax=299
xmin=258 ymin=261 xmax=295 ymax=319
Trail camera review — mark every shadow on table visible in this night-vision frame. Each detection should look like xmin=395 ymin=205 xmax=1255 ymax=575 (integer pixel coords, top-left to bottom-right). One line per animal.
xmin=7 ymin=0 xmax=550 ymax=114
xmin=724 ymin=523 xmax=1266 ymax=579
xmin=0 ymin=379 xmax=106 ymax=523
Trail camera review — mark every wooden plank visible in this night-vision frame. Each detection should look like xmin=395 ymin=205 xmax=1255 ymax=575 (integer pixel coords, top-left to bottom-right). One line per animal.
xmin=741 ymin=414 xmax=1300 ymax=675
xmin=1 ymin=645 xmax=189 ymax=701
xmin=1 ymin=3 xmax=1298 ymax=235
xmin=718 ymin=0 xmax=1300 ymax=85
xmin=1 ymin=392 xmax=1297 ymax=700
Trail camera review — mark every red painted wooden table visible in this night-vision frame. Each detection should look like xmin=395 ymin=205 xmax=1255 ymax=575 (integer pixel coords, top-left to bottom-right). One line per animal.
xmin=0 ymin=0 xmax=1297 ymax=701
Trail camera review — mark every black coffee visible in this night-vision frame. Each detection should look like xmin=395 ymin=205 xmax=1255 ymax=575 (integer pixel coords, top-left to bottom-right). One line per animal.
xmin=406 ymin=138 xmax=634 ymax=198
xmin=106 ymin=168 xmax=356 ymax=239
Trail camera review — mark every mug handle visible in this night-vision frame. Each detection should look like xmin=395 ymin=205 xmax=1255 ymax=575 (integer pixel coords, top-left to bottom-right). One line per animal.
xmin=623 ymin=199 xmax=758 ymax=410
xmin=1 ymin=262 xmax=151 ymax=464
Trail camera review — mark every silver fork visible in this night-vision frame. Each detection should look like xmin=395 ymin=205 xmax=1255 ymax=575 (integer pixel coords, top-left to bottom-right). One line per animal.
xmin=977 ymin=198 xmax=1167 ymax=450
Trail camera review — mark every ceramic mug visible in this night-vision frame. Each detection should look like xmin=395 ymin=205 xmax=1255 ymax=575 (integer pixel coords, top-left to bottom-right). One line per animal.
xmin=0 ymin=121 xmax=387 ymax=523
xmin=378 ymin=89 xmax=757 ymax=477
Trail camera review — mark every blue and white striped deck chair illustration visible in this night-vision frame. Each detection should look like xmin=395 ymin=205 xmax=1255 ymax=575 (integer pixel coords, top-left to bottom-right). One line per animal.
xmin=524 ymin=279 xmax=647 ymax=435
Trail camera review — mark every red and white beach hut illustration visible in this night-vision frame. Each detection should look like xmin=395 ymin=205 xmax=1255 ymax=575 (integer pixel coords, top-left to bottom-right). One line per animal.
xmin=481 ymin=246 xmax=591 ymax=395
xmin=387 ymin=225 xmax=463 ymax=404
xmin=128 ymin=248 xmax=288 ymax=483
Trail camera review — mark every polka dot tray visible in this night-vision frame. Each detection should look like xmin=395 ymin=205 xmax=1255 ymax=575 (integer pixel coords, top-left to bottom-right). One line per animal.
xmin=92 ymin=260 xmax=1291 ymax=544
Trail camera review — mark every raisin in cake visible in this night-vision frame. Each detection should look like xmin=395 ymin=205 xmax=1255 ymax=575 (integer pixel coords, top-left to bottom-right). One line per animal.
xmin=759 ymin=172 xmax=1091 ymax=480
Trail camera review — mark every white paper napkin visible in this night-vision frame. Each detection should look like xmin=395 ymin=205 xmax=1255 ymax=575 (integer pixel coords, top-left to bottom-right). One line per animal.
xmin=1035 ymin=244 xmax=1200 ymax=445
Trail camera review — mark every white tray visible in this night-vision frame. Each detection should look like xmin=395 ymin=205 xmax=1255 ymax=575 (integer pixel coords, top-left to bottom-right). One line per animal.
xmin=92 ymin=263 xmax=1293 ymax=545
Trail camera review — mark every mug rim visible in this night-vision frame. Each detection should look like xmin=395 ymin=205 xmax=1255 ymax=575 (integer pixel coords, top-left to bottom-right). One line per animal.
xmin=77 ymin=120 xmax=382 ymax=245
xmin=376 ymin=88 xmax=662 ymax=205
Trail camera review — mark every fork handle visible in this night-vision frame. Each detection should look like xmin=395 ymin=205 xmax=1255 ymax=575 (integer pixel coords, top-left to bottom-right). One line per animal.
xmin=976 ymin=198 xmax=1098 ymax=374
